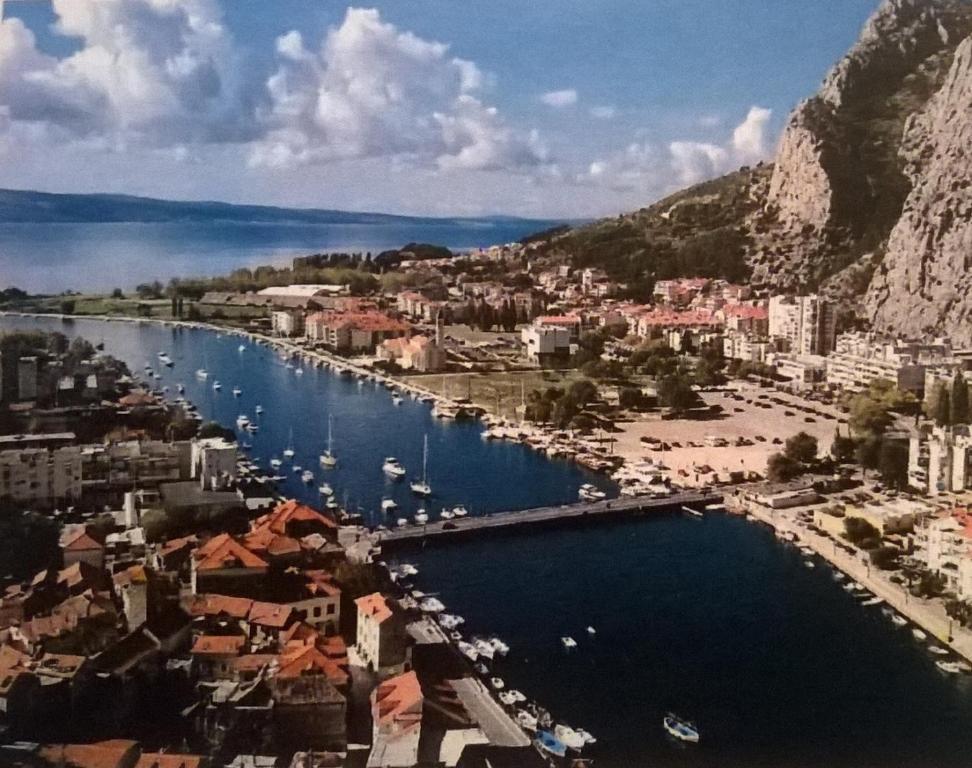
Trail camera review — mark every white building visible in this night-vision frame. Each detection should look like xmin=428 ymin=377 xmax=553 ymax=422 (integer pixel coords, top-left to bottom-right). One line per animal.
xmin=0 ymin=446 xmax=82 ymax=506
xmin=355 ymin=592 xmax=406 ymax=675
xmin=190 ymin=437 xmax=238 ymax=491
xmin=826 ymin=332 xmax=954 ymax=395
xmin=919 ymin=512 xmax=972 ymax=598
xmin=768 ymin=295 xmax=836 ymax=356
xmin=910 ymin=425 xmax=972 ymax=496
xmin=271 ymin=309 xmax=305 ymax=338
xmin=521 ymin=324 xmax=571 ymax=365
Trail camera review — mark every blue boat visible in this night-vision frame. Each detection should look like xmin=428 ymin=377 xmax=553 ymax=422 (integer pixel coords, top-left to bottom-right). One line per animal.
xmin=535 ymin=730 xmax=568 ymax=758
xmin=663 ymin=713 xmax=700 ymax=743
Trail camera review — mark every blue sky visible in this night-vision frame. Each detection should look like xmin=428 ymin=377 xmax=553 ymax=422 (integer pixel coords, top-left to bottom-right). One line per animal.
xmin=0 ymin=0 xmax=875 ymax=217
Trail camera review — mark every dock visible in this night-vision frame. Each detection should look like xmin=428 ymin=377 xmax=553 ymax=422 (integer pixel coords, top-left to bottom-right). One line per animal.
xmin=379 ymin=490 xmax=721 ymax=547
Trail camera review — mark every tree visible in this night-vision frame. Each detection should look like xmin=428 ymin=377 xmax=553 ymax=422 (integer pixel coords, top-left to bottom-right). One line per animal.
xmin=870 ymin=546 xmax=899 ymax=570
xmin=110 ymin=288 xmax=124 ymax=299
xmin=856 ymin=435 xmax=882 ymax=473
xmin=0 ymin=511 xmax=61 ymax=580
xmin=198 ymin=422 xmax=236 ymax=442
xmin=784 ymin=432 xmax=818 ymax=464
xmin=657 ymin=373 xmax=699 ymax=412
xmin=951 ymin=373 xmax=969 ymax=426
xmin=60 ymin=299 xmax=75 ymax=315
xmin=844 ymin=517 xmax=881 ymax=549
xmin=935 ymin=383 xmax=951 ymax=427
xmin=619 ymin=387 xmax=646 ymax=409
xmin=831 ymin=428 xmax=857 ymax=464
xmin=878 ymin=439 xmax=909 ymax=490
xmin=135 ymin=281 xmax=164 ymax=299
xmin=767 ymin=452 xmax=802 ymax=482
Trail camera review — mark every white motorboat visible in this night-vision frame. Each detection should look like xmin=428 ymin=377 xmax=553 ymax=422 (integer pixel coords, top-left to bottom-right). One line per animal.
xmin=488 ymin=637 xmax=510 ymax=655
xmin=270 ymin=458 xmax=282 ymax=469
xmin=294 ymin=367 xmax=304 ymax=375
xmin=891 ymin=614 xmax=908 ymax=627
xmin=246 ymin=423 xmax=258 ymax=433
xmin=576 ymin=728 xmax=597 ymax=745
xmin=439 ymin=614 xmax=464 ymax=630
xmin=861 ymin=597 xmax=884 ymax=607
xmin=283 ymin=428 xmax=295 ymax=460
xmin=420 ymin=597 xmax=446 ymax=613
xmin=255 ymin=404 xmax=264 ymax=415
xmin=195 ymin=368 xmax=208 ymax=380
xmin=392 ymin=393 xmax=403 ymax=405
xmin=473 ymin=639 xmax=495 ymax=660
xmin=578 ymin=483 xmax=606 ymax=502
xmin=912 ymin=628 xmax=928 ymax=642
xmin=516 ymin=710 xmax=538 ymax=731
xmin=929 ymin=645 xmax=950 ymax=656
xmin=212 ymin=380 xmax=222 ymax=391
xmin=561 ymin=637 xmax=577 ymax=649
xmin=936 ymin=660 xmax=972 ymax=675
xmin=804 ymin=560 xmax=816 ymax=569
xmin=490 ymin=677 xmax=505 ymax=691
xmin=238 ymin=344 xmax=246 ymax=353
xmin=663 ymin=713 xmax=700 ymax=744
xmin=554 ymin=725 xmax=586 ymax=751
xmin=509 ymin=689 xmax=527 ymax=703
xmin=499 ymin=691 xmax=517 ymax=706
xmin=381 ymin=498 xmax=398 ymax=513
xmin=457 ymin=641 xmax=478 ymax=661
xmin=383 ymin=457 xmax=407 ymax=478
xmin=177 ymin=383 xmax=185 ymax=393
xmin=232 ymin=386 xmax=242 ymax=397
xmin=320 ymin=415 xmax=337 ymax=468
xmin=414 ymin=508 xmax=429 ymax=525
xmin=410 ymin=434 xmax=433 ymax=496
xmin=453 ymin=505 xmax=469 ymax=517
xmin=326 ymin=497 xmax=339 ymax=510
xmin=318 ymin=483 xmax=333 ymax=496
xmin=396 ymin=517 xmax=408 ymax=528
xmin=587 ymin=626 xmax=596 ymax=636
xmin=440 ymin=509 xmax=455 ymax=520
xmin=236 ymin=414 xmax=250 ymax=429
xmin=293 ymin=465 xmax=302 ymax=473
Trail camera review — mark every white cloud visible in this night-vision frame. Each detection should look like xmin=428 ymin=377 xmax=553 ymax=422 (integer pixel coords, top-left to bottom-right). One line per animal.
xmin=698 ymin=114 xmax=723 ymax=128
xmin=0 ymin=0 xmax=249 ymax=146
xmin=581 ymin=105 xmax=773 ymax=193
xmin=249 ymin=8 xmax=544 ymax=172
xmin=731 ymin=105 xmax=772 ymax=164
xmin=540 ymin=89 xmax=578 ymax=108
xmin=590 ymin=105 xmax=616 ymax=120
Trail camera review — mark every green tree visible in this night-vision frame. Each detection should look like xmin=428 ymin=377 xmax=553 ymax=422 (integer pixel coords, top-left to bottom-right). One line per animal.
xmin=60 ymin=299 xmax=76 ymax=315
xmin=878 ymin=439 xmax=910 ymax=490
xmin=657 ymin=372 xmax=699 ymax=412
xmin=784 ymin=432 xmax=818 ymax=464
xmin=198 ymin=422 xmax=236 ymax=442
xmin=935 ymin=384 xmax=951 ymax=427
xmin=767 ymin=452 xmax=802 ymax=482
xmin=844 ymin=517 xmax=881 ymax=549
xmin=870 ymin=546 xmax=899 ymax=570
xmin=831 ymin=428 xmax=857 ymax=463
xmin=856 ymin=435 xmax=882 ymax=473
xmin=110 ymin=288 xmax=124 ymax=299
xmin=951 ymin=373 xmax=969 ymax=426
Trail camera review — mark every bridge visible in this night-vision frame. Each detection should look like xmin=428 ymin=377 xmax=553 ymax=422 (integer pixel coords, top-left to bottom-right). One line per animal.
xmin=378 ymin=490 xmax=724 ymax=548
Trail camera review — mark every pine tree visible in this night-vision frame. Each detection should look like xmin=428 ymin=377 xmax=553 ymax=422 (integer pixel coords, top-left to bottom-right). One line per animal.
xmin=951 ymin=373 xmax=969 ymax=426
xmin=935 ymin=384 xmax=951 ymax=427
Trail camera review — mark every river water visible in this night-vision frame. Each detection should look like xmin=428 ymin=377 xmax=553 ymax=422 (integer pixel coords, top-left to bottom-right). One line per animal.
xmin=4 ymin=314 xmax=972 ymax=767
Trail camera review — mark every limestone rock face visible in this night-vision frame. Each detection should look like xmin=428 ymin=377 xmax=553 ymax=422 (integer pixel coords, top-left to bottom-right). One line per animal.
xmin=865 ymin=35 xmax=972 ymax=343
xmin=761 ymin=0 xmax=972 ymax=293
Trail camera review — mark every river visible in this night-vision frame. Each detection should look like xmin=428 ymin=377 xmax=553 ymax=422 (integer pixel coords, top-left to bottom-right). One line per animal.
xmin=4 ymin=314 xmax=972 ymax=767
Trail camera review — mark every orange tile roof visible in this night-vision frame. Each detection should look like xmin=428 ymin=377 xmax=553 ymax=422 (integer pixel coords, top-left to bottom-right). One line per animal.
xmin=248 ymin=601 xmax=294 ymax=629
xmin=259 ymin=499 xmax=338 ymax=533
xmin=304 ymin=570 xmax=341 ymax=598
xmin=159 ymin=535 xmax=197 ymax=557
xmin=134 ymin=753 xmax=205 ymax=768
xmin=355 ymin=592 xmax=392 ymax=624
xmin=193 ymin=533 xmax=268 ymax=572
xmin=373 ymin=670 xmax=422 ymax=729
xmin=39 ymin=740 xmax=140 ymax=768
xmin=61 ymin=528 xmax=103 ymax=552
xmin=277 ymin=642 xmax=349 ymax=688
xmin=191 ymin=634 xmax=246 ymax=656
xmin=188 ymin=594 xmax=254 ymax=620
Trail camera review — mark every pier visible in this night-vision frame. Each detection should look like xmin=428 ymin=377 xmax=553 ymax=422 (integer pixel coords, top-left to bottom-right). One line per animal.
xmin=378 ymin=490 xmax=722 ymax=546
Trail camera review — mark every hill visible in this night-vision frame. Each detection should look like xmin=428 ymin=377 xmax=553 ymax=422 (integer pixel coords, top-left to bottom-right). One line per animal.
xmin=527 ymin=0 xmax=972 ymax=342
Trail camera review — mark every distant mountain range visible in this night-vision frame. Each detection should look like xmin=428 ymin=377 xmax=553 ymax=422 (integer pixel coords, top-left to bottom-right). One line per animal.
xmin=0 ymin=188 xmax=565 ymax=230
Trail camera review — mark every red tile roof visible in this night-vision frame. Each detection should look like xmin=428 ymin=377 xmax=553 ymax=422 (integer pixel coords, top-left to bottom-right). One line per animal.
xmin=134 ymin=753 xmax=205 ymax=768
xmin=61 ymin=528 xmax=103 ymax=552
xmin=355 ymin=592 xmax=392 ymax=624
xmin=191 ymin=634 xmax=246 ymax=656
xmin=188 ymin=594 xmax=254 ymax=620
xmin=373 ymin=670 xmax=422 ymax=730
xmin=193 ymin=533 xmax=268 ymax=572
xmin=248 ymin=601 xmax=294 ymax=629
xmin=39 ymin=740 xmax=140 ymax=768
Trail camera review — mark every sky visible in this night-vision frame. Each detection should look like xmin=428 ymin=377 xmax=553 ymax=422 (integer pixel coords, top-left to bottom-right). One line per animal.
xmin=0 ymin=0 xmax=876 ymax=218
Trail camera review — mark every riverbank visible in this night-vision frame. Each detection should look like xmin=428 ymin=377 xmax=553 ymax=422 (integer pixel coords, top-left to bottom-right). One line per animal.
xmin=733 ymin=493 xmax=972 ymax=666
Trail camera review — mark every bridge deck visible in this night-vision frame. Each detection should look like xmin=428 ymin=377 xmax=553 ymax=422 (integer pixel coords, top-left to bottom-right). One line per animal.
xmin=378 ymin=490 xmax=722 ymax=546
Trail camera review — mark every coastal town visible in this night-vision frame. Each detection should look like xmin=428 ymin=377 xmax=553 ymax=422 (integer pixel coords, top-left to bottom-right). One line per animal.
xmin=4 ymin=229 xmax=972 ymax=766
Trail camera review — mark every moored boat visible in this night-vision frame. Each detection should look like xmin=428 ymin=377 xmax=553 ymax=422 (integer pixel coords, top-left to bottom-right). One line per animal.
xmin=663 ymin=713 xmax=700 ymax=744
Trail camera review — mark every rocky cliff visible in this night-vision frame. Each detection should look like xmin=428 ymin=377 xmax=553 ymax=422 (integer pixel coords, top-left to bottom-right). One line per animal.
xmin=530 ymin=0 xmax=972 ymax=341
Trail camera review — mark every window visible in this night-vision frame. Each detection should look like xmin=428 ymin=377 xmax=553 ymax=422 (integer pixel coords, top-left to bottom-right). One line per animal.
xmin=326 ymin=603 xmax=335 ymax=615
xmin=313 ymin=606 xmax=322 ymax=617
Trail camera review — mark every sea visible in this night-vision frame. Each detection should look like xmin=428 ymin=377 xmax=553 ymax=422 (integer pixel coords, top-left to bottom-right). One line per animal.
xmin=4 ymin=314 xmax=972 ymax=768
xmin=0 ymin=218 xmax=557 ymax=294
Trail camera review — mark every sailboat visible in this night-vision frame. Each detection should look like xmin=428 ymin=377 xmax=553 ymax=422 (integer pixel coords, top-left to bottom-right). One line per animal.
xmin=320 ymin=416 xmax=337 ymax=468
xmin=410 ymin=435 xmax=432 ymax=496
xmin=283 ymin=428 xmax=295 ymax=460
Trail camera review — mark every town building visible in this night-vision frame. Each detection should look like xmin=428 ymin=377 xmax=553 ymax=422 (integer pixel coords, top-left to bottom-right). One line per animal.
xmin=271 ymin=309 xmax=305 ymax=338
xmin=521 ymin=324 xmax=571 ymax=365
xmin=910 ymin=425 xmax=972 ymax=496
xmin=0 ymin=446 xmax=82 ymax=506
xmin=368 ymin=670 xmax=423 ymax=768
xmin=306 ymin=312 xmax=410 ymax=354
xmin=190 ymin=437 xmax=238 ymax=491
xmin=378 ymin=330 xmax=447 ymax=373
xmin=825 ymin=332 xmax=956 ymax=395
xmin=768 ymin=295 xmax=836 ymax=356
xmin=355 ymin=593 xmax=407 ymax=676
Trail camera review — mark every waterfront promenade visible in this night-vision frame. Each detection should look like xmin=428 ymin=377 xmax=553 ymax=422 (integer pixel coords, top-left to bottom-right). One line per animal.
xmin=742 ymin=500 xmax=972 ymax=664
xmin=379 ymin=490 xmax=719 ymax=545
